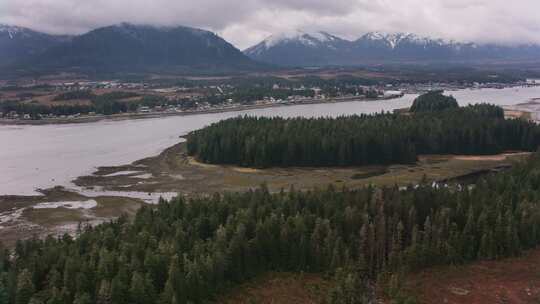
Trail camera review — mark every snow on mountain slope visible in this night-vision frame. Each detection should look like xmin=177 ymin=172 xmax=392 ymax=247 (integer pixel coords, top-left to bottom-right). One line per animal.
xmin=245 ymin=30 xmax=344 ymax=55
xmin=358 ymin=32 xmax=455 ymax=49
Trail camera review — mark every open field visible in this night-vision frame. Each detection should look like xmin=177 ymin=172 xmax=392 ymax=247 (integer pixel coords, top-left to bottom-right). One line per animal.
xmin=217 ymin=247 xmax=540 ymax=304
xmin=397 ymin=248 xmax=540 ymax=304
xmin=217 ymin=272 xmax=330 ymax=304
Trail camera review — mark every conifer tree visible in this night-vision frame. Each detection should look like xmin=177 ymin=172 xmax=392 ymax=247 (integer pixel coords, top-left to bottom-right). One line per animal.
xmin=15 ymin=269 xmax=34 ymax=304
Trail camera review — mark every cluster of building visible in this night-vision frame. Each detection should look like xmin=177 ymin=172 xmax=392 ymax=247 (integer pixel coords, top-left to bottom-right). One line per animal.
xmin=0 ymin=111 xmax=92 ymax=120
xmin=52 ymin=81 xmax=148 ymax=91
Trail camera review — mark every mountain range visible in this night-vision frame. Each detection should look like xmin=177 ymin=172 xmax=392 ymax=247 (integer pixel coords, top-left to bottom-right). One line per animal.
xmin=245 ymin=30 xmax=540 ymax=66
xmin=1 ymin=24 xmax=540 ymax=74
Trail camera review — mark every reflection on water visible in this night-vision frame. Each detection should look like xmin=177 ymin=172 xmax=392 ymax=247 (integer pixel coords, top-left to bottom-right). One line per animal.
xmin=1 ymin=86 xmax=540 ymax=196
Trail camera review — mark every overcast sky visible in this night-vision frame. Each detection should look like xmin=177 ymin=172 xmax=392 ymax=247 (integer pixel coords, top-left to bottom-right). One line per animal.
xmin=1 ymin=0 xmax=539 ymax=49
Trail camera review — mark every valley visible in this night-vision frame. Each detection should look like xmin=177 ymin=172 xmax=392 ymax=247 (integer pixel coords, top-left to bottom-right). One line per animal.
xmin=3 ymin=86 xmax=540 ymax=197
xmin=0 ymin=87 xmax=538 ymax=242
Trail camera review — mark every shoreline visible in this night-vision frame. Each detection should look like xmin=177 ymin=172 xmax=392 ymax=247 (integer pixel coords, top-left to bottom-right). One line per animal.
xmin=0 ymin=95 xmax=399 ymax=126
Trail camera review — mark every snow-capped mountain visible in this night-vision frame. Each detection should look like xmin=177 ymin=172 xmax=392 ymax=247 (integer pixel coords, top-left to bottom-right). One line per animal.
xmin=244 ymin=30 xmax=350 ymax=66
xmin=246 ymin=30 xmax=346 ymax=54
xmin=0 ymin=24 xmax=71 ymax=66
xmin=352 ymin=32 xmax=467 ymax=61
xmin=245 ymin=30 xmax=540 ymax=66
xmin=357 ymin=32 xmax=454 ymax=49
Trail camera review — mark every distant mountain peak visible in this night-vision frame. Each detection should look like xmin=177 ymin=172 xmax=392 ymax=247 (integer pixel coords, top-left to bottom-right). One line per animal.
xmin=266 ymin=30 xmax=341 ymax=47
xmin=245 ymin=30 xmax=345 ymax=57
xmin=360 ymin=31 xmax=452 ymax=49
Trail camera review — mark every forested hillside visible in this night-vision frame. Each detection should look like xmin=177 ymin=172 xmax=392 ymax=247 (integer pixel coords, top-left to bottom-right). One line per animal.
xmin=3 ymin=153 xmax=540 ymax=303
xmin=187 ymin=104 xmax=540 ymax=167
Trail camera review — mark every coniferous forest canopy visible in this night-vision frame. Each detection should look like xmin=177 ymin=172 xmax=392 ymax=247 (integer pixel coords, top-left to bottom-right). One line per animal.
xmin=4 ymin=153 xmax=540 ymax=304
xmin=409 ymin=91 xmax=459 ymax=112
xmin=187 ymin=101 xmax=540 ymax=167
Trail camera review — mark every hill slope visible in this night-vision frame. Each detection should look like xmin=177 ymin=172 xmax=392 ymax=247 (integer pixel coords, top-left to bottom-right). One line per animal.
xmin=17 ymin=23 xmax=260 ymax=73
xmin=0 ymin=24 xmax=71 ymax=66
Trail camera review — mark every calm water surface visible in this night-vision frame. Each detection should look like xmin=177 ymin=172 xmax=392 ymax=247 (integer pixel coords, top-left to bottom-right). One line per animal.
xmin=2 ymin=86 xmax=540 ymax=195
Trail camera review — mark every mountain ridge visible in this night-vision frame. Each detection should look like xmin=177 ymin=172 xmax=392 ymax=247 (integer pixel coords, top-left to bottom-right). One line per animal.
xmin=2 ymin=23 xmax=262 ymax=74
xmin=245 ymin=30 xmax=540 ymax=66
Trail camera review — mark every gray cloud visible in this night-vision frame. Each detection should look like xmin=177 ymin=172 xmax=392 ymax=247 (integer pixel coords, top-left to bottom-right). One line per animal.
xmin=0 ymin=0 xmax=539 ymax=49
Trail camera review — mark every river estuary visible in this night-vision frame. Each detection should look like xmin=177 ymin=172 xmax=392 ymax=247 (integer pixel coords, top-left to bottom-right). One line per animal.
xmin=2 ymin=86 xmax=540 ymax=196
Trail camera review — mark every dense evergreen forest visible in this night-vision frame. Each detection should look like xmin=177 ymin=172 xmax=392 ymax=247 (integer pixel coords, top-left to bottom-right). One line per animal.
xmin=3 ymin=153 xmax=540 ymax=303
xmin=409 ymin=91 xmax=458 ymax=112
xmin=187 ymin=103 xmax=540 ymax=167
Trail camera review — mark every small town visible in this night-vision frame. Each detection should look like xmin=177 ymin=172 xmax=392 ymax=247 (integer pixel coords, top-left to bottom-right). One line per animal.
xmin=2 ymin=77 xmax=539 ymax=123
xmin=0 ymin=79 xmax=400 ymax=122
